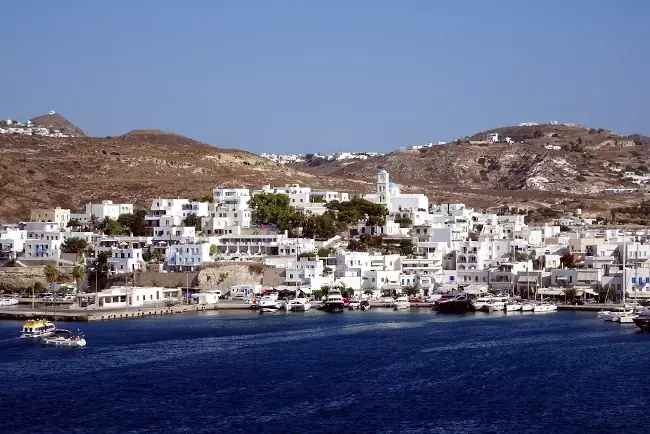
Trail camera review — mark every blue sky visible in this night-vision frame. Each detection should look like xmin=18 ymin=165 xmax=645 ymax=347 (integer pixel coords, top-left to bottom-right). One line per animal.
xmin=2 ymin=1 xmax=648 ymax=153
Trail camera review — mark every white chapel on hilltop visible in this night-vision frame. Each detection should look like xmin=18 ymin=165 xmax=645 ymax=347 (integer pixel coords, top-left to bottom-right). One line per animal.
xmin=364 ymin=169 xmax=429 ymax=214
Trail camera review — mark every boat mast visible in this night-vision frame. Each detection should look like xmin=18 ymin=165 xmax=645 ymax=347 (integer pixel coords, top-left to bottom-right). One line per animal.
xmin=622 ymin=237 xmax=627 ymax=307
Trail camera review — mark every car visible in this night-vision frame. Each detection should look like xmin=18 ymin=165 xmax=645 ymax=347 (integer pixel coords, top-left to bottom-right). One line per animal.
xmin=62 ymin=294 xmax=75 ymax=301
xmin=42 ymin=293 xmax=54 ymax=301
xmin=409 ymin=298 xmax=424 ymax=303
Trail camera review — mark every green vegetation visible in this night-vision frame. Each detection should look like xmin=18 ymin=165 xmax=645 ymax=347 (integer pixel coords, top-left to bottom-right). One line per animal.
xmin=61 ymin=237 xmax=89 ymax=261
xmin=326 ymin=198 xmax=387 ymax=226
xmin=103 ymin=217 xmax=124 ymax=236
xmin=507 ymin=251 xmax=529 ymax=261
xmin=348 ymin=235 xmax=414 ymax=256
xmin=303 ymin=212 xmax=338 ymax=240
xmin=43 ymin=264 xmax=59 ymax=292
xmin=317 ymin=247 xmax=333 ymax=257
xmin=209 ymin=244 xmax=217 ymax=256
xmin=564 ymin=287 xmax=577 ymax=303
xmin=394 ymin=216 xmax=412 ymax=228
xmin=117 ymin=210 xmax=147 ymax=236
xmin=72 ymin=265 xmax=84 ymax=293
xmin=67 ymin=218 xmax=82 ymax=229
xmin=249 ymin=193 xmax=304 ymax=232
xmin=181 ymin=213 xmax=203 ymax=233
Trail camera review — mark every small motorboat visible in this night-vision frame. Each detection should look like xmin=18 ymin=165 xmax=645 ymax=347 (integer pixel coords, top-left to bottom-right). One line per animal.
xmin=520 ymin=303 xmax=535 ymax=312
xmin=348 ymin=299 xmax=361 ymax=310
xmin=360 ymin=300 xmax=371 ymax=311
xmin=392 ymin=296 xmax=411 ymax=310
xmin=42 ymin=329 xmax=86 ymax=347
xmin=258 ymin=294 xmax=282 ymax=313
xmin=1 ymin=297 xmax=19 ymax=306
xmin=286 ymin=298 xmax=311 ymax=312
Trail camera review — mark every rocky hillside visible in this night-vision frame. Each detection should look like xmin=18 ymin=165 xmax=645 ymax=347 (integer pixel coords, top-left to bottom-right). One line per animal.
xmin=30 ymin=112 xmax=85 ymax=136
xmin=0 ymin=131 xmax=368 ymax=223
xmin=293 ymin=124 xmax=649 ymax=195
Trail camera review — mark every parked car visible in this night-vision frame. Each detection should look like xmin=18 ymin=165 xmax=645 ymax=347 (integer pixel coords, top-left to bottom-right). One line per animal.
xmin=42 ymin=293 xmax=54 ymax=301
xmin=409 ymin=298 xmax=424 ymax=303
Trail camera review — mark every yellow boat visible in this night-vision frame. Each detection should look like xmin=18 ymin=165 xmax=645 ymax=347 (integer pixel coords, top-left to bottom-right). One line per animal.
xmin=20 ymin=319 xmax=56 ymax=338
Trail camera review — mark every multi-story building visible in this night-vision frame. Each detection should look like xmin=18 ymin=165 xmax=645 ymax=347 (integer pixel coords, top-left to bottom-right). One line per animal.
xmin=70 ymin=200 xmax=134 ymax=223
xmin=166 ymin=242 xmax=212 ymax=272
xmin=30 ymin=207 xmax=70 ymax=229
xmin=107 ymin=247 xmax=145 ymax=274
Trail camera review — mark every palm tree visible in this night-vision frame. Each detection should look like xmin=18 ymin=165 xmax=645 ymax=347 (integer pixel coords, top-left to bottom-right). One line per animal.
xmin=72 ymin=265 xmax=84 ymax=294
xmin=43 ymin=264 xmax=60 ymax=293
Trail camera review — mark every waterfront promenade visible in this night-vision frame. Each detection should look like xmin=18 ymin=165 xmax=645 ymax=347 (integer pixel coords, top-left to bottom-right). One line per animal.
xmin=0 ymin=299 xmax=624 ymax=322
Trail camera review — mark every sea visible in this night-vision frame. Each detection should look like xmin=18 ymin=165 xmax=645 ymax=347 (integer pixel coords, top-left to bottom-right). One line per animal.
xmin=1 ymin=309 xmax=649 ymax=434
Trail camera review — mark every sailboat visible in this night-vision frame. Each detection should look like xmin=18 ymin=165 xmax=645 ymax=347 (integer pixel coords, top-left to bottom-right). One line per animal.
xmin=504 ymin=274 xmax=521 ymax=312
xmin=614 ymin=242 xmax=639 ymax=324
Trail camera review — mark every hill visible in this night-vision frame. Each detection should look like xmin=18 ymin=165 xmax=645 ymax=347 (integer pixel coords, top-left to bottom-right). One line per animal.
xmin=0 ymin=134 xmax=368 ymax=223
xmin=30 ymin=112 xmax=85 ymax=136
xmin=294 ymin=124 xmax=649 ymax=193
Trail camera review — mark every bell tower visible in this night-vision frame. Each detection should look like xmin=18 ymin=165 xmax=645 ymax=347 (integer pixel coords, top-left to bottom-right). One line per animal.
xmin=377 ymin=169 xmax=390 ymax=205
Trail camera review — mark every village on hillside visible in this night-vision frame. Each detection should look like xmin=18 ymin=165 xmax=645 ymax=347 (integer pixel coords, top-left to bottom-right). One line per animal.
xmin=1 ymin=168 xmax=649 ymax=310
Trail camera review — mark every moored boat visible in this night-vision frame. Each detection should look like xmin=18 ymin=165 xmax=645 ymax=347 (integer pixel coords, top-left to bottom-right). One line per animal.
xmin=259 ymin=293 xmax=282 ymax=313
xmin=393 ymin=296 xmax=410 ymax=310
xmin=533 ymin=303 xmax=557 ymax=313
xmin=436 ymin=295 xmax=474 ymax=313
xmin=633 ymin=310 xmax=650 ymax=331
xmin=486 ymin=297 xmax=508 ymax=312
xmin=520 ymin=303 xmax=535 ymax=312
xmin=505 ymin=302 xmax=522 ymax=312
xmin=360 ymin=300 xmax=371 ymax=310
xmin=1 ymin=297 xmax=19 ymax=306
xmin=286 ymin=297 xmax=311 ymax=312
xmin=323 ymin=289 xmax=345 ymax=313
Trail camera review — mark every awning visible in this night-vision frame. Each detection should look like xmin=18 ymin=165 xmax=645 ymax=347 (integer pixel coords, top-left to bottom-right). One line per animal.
xmin=537 ymin=288 xmax=563 ymax=296
xmin=462 ymin=284 xmax=488 ymax=295
xmin=626 ymin=290 xmax=650 ymax=298
xmin=517 ymin=275 xmax=538 ymax=283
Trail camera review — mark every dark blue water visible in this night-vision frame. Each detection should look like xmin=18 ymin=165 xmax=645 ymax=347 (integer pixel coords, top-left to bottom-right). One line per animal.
xmin=1 ymin=309 xmax=649 ymax=434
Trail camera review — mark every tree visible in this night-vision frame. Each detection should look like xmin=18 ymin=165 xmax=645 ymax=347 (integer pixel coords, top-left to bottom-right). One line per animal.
xmin=403 ymin=286 xmax=418 ymax=297
xmin=317 ymin=247 xmax=332 ymax=257
xmin=43 ymin=264 xmax=60 ymax=292
xmin=312 ymin=289 xmax=324 ymax=300
xmin=34 ymin=281 xmax=46 ymax=295
xmin=394 ymin=217 xmax=413 ymax=228
xmin=303 ymin=213 xmax=337 ymax=240
xmin=564 ymin=287 xmax=577 ymax=303
xmin=89 ymin=214 xmax=99 ymax=229
xmin=104 ymin=217 xmax=124 ymax=236
xmin=67 ymin=218 xmax=82 ymax=229
xmin=61 ymin=237 xmax=89 ymax=262
xmin=249 ymin=193 xmax=304 ymax=232
xmin=72 ymin=265 xmax=84 ymax=293
xmin=95 ymin=251 xmax=111 ymax=279
xmin=209 ymin=244 xmax=217 ymax=256
xmin=560 ymin=253 xmax=576 ymax=268
xmin=181 ymin=213 xmax=202 ymax=233
xmin=117 ymin=210 xmax=147 ymax=236
xmin=323 ymin=267 xmax=333 ymax=275
xmin=367 ymin=215 xmax=386 ymax=227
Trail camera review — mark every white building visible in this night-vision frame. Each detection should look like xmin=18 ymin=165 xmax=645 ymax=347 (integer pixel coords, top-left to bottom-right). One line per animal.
xmin=23 ymin=222 xmax=64 ymax=260
xmin=30 ymin=207 xmax=70 ymax=230
xmin=71 ymin=200 xmax=134 ymax=223
xmin=167 ymin=242 xmax=212 ymax=271
xmin=107 ymin=247 xmax=145 ymax=274
xmin=364 ymin=169 xmax=428 ymax=214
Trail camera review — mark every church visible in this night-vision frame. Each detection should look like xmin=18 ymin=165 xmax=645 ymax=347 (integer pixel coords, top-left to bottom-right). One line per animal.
xmin=364 ymin=169 xmax=429 ymax=214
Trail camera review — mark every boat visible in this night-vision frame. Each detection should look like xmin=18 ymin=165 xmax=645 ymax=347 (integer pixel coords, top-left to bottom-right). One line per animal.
xmin=348 ymin=298 xmax=361 ymax=310
xmin=633 ymin=309 xmax=650 ymax=331
xmin=505 ymin=302 xmax=522 ymax=312
xmin=360 ymin=300 xmax=371 ymax=310
xmin=471 ymin=295 xmax=493 ymax=312
xmin=286 ymin=297 xmax=311 ymax=312
xmin=0 ymin=297 xmax=19 ymax=306
xmin=520 ymin=303 xmax=535 ymax=312
xmin=533 ymin=303 xmax=557 ymax=313
xmin=258 ymin=293 xmax=282 ymax=313
xmin=41 ymin=329 xmax=86 ymax=347
xmin=599 ymin=306 xmax=630 ymax=321
xmin=393 ymin=296 xmax=410 ymax=310
xmin=614 ymin=312 xmax=638 ymax=324
xmin=323 ymin=289 xmax=345 ymax=313
xmin=20 ymin=319 xmax=56 ymax=338
xmin=436 ymin=295 xmax=474 ymax=313
xmin=486 ymin=296 xmax=508 ymax=312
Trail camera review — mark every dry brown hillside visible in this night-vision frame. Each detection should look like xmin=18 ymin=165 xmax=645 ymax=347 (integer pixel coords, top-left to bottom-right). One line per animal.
xmin=0 ymin=133 xmax=368 ymax=223
xmin=294 ymin=124 xmax=649 ymax=195
xmin=30 ymin=112 xmax=85 ymax=136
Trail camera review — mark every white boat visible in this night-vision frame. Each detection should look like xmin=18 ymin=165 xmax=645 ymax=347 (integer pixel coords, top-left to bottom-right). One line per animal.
xmin=348 ymin=299 xmax=360 ymax=310
xmin=259 ymin=293 xmax=281 ymax=313
xmin=360 ymin=300 xmax=371 ymax=310
xmin=520 ymin=303 xmax=535 ymax=311
xmin=393 ymin=296 xmax=411 ymax=310
xmin=533 ymin=303 xmax=557 ymax=313
xmin=42 ymin=329 xmax=86 ymax=347
xmin=323 ymin=289 xmax=345 ymax=313
xmin=505 ymin=302 xmax=521 ymax=312
xmin=286 ymin=297 xmax=311 ymax=312
xmin=615 ymin=313 xmax=638 ymax=324
xmin=471 ymin=296 xmax=493 ymax=312
xmin=20 ymin=319 xmax=56 ymax=338
xmin=486 ymin=297 xmax=508 ymax=312
xmin=0 ymin=297 xmax=19 ymax=306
